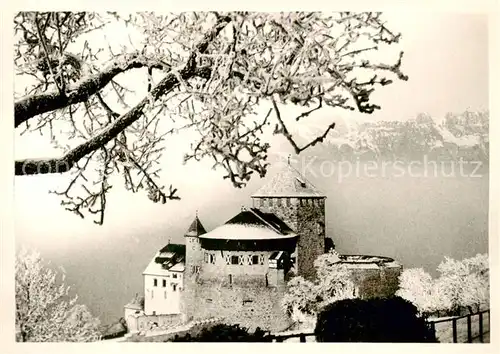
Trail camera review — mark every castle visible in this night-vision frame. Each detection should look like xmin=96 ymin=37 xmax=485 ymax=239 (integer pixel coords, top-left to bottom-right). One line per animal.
xmin=124 ymin=163 xmax=402 ymax=333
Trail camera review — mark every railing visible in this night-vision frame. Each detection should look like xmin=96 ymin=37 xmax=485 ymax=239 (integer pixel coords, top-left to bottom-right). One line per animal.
xmin=267 ymin=309 xmax=490 ymax=343
xmin=427 ymin=309 xmax=490 ymax=343
xmin=267 ymin=332 xmax=315 ymax=342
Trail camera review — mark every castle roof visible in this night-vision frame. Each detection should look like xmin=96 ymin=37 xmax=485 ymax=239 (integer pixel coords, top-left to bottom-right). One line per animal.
xmin=199 ymin=208 xmax=297 ymax=240
xmin=184 ymin=215 xmax=207 ymax=237
xmin=143 ymin=243 xmax=186 ymax=276
xmin=124 ymin=295 xmax=144 ymax=310
xmin=251 ymin=163 xmax=325 ymax=198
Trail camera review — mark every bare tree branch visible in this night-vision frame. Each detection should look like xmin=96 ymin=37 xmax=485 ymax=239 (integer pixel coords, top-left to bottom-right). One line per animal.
xmin=271 ymin=97 xmax=335 ymax=154
xmin=14 ymin=54 xmax=171 ymax=128
xmin=15 ymin=15 xmax=232 ymax=175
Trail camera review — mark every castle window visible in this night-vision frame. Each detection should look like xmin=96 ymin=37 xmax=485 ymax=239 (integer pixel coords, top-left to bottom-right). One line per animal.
xmin=269 ymin=198 xmax=274 ymax=207
xmin=243 ymin=299 xmax=253 ymax=305
xmin=251 ymin=255 xmax=259 ymax=265
xmin=151 ymin=290 xmax=154 ymax=299
xmin=277 ymin=198 xmax=282 ymax=206
xmin=259 ymin=199 xmax=264 ymax=207
xmin=172 ymin=284 xmax=177 ymax=291
xmin=286 ymin=198 xmax=291 ymax=206
xmin=225 ymin=254 xmax=231 ymax=265
xmin=162 ymin=279 xmax=166 ymax=287
xmin=296 ymin=177 xmax=306 ymax=188
xmin=209 ymin=254 xmax=216 ymax=264
xmin=204 ymin=252 xmax=208 ymax=263
xmin=259 ymin=255 xmax=265 ymax=265
xmin=164 ymin=291 xmax=167 ymax=299
xmin=239 ymin=255 xmax=245 ymax=265
xmin=173 ymin=273 xmax=178 ymax=279
xmin=206 ymin=298 xmax=213 ymax=303
xmin=231 ymin=255 xmax=239 ymax=265
xmin=229 ymin=274 xmax=233 ymax=284
xmin=153 ymin=278 xmax=158 ymax=287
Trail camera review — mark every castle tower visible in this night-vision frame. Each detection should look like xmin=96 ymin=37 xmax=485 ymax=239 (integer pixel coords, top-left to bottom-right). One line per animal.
xmin=185 ymin=214 xmax=206 ymax=268
xmin=251 ymin=163 xmax=326 ymax=280
xmin=181 ymin=214 xmax=206 ymax=321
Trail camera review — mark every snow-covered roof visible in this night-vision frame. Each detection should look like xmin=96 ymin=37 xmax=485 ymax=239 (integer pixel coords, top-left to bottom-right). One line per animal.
xmin=200 ymin=224 xmax=297 ymax=240
xmin=251 ymin=163 xmax=325 ymax=198
xmin=200 ymin=207 xmax=297 ymax=241
xmin=338 ymin=254 xmax=401 ymax=269
xmin=184 ymin=215 xmax=207 ymax=237
xmin=143 ymin=256 xmax=185 ymax=276
xmin=124 ymin=295 xmax=144 ymax=310
xmin=143 ymin=243 xmax=186 ymax=276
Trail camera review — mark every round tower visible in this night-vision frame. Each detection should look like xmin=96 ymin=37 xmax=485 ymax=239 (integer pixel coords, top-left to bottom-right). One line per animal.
xmin=193 ymin=207 xmax=298 ymax=331
xmin=251 ymin=162 xmax=326 ymax=280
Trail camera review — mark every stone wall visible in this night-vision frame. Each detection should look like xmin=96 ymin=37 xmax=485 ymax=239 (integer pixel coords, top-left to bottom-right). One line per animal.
xmin=124 ymin=318 xmax=223 ymax=342
xmin=348 ymin=263 xmax=403 ymax=299
xmin=252 ymin=197 xmax=326 ymax=280
xmin=296 ymin=198 xmax=325 ymax=279
xmin=189 ymin=277 xmax=292 ymax=332
xmin=126 ymin=313 xmax=184 ymax=333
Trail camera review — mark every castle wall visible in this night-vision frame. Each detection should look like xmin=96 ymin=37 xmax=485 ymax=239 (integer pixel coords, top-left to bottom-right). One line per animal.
xmin=182 ymin=235 xmax=203 ymax=322
xmin=189 ymin=277 xmax=292 ymax=332
xmin=347 ymin=263 xmax=403 ymax=299
xmin=296 ymin=198 xmax=326 ymax=279
xmin=252 ymin=197 xmax=300 ymax=231
xmin=252 ymin=197 xmax=326 ymax=280
xmin=199 ymin=250 xmax=270 ymax=279
xmin=126 ymin=313 xmax=184 ymax=333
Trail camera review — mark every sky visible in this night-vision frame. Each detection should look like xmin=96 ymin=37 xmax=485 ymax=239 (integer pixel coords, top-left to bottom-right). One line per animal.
xmin=12 ymin=11 xmax=491 ymax=323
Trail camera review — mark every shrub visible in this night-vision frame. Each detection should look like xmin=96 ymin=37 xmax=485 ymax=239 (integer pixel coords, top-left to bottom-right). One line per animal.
xmin=170 ymin=324 xmax=271 ymax=342
xmin=315 ymin=296 xmax=437 ymax=342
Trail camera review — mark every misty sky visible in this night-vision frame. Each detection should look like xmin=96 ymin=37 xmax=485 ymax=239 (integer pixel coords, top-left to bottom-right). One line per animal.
xmin=15 ymin=11 xmax=489 ymax=258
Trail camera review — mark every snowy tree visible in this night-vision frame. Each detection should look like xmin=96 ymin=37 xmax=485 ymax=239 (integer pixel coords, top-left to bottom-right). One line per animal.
xmin=14 ymin=11 xmax=407 ymax=224
xmin=282 ymin=250 xmax=356 ymax=324
xmin=396 ymin=268 xmax=437 ymax=315
xmin=281 ymin=276 xmax=318 ymax=324
xmin=436 ymin=253 xmax=489 ymax=314
xmin=396 ymin=254 xmax=489 ymax=317
xmin=15 ymin=248 xmax=101 ymax=342
xmin=314 ymin=250 xmax=356 ymax=307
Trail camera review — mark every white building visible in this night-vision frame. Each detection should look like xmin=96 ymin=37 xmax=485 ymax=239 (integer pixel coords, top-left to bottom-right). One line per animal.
xmin=141 ymin=217 xmax=206 ymax=316
xmin=142 ymin=243 xmax=185 ymax=315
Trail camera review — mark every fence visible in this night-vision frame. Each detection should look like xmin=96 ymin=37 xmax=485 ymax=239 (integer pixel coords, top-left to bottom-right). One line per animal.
xmin=268 ymin=332 xmax=315 ymax=342
xmin=427 ymin=309 xmax=490 ymax=343
xmin=267 ymin=309 xmax=490 ymax=343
